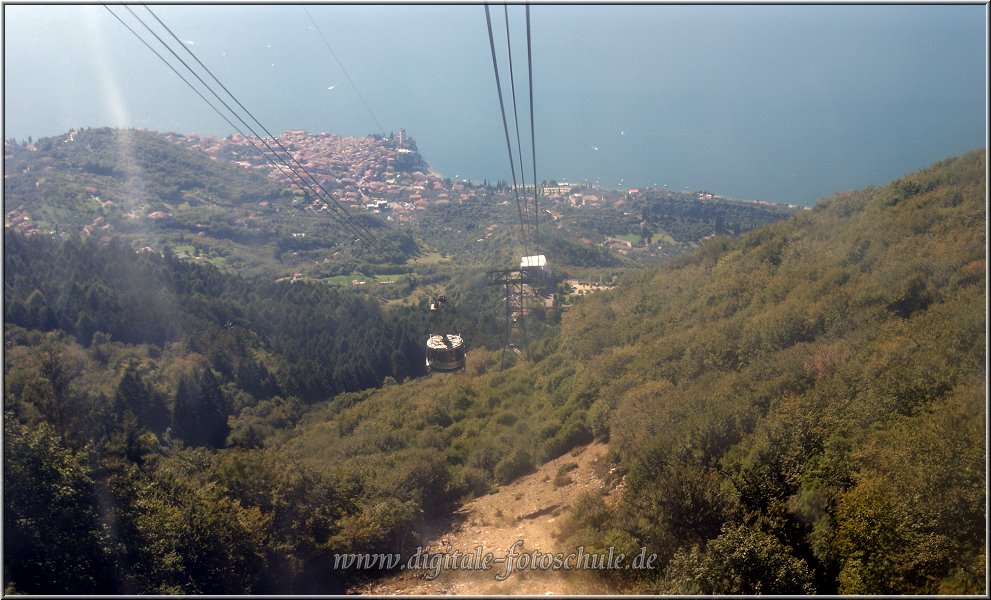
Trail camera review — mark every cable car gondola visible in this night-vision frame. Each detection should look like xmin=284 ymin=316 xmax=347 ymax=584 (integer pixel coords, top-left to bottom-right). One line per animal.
xmin=425 ymin=333 xmax=466 ymax=372
xmin=425 ymin=295 xmax=466 ymax=372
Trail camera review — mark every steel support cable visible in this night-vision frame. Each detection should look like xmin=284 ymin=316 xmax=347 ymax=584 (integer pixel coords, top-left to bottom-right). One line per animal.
xmin=302 ymin=6 xmax=387 ymax=138
xmin=104 ymin=7 xmax=325 ymax=211
xmin=114 ymin=5 xmax=385 ymax=256
xmin=484 ymin=4 xmax=530 ymax=259
xmin=503 ymin=5 xmax=533 ymax=252
xmin=145 ymin=6 xmax=374 ymax=239
xmin=113 ymin=6 xmax=378 ymax=252
xmin=526 ymin=5 xmax=539 ymax=255
xmin=142 ymin=6 xmax=386 ymax=253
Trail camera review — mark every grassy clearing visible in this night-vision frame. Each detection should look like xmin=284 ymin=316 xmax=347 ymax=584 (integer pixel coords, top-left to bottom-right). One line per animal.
xmin=612 ymin=233 xmax=641 ymax=244
xmin=408 ymin=252 xmax=450 ymax=265
xmin=319 ymin=274 xmax=363 ymax=285
xmin=653 ymin=227 xmax=676 ymax=244
xmin=317 ymin=273 xmax=409 ymax=286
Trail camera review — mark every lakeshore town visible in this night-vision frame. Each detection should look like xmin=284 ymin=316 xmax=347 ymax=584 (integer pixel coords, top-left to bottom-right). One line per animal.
xmin=5 ymin=128 xmax=802 ymax=261
xmin=164 ymin=128 xmax=801 ymax=225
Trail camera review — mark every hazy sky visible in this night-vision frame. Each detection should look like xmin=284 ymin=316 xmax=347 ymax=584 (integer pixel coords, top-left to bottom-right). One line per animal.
xmin=3 ymin=3 xmax=987 ymax=205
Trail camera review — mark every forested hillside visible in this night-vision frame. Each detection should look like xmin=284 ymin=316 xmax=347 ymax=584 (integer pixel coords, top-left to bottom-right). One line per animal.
xmin=3 ymin=150 xmax=985 ymax=594
xmin=3 ymin=128 xmax=414 ymax=276
xmin=3 ymin=234 xmax=428 ymax=401
xmin=277 ymin=149 xmax=986 ymax=593
xmin=554 ymin=149 xmax=987 ymax=593
xmin=2 ymin=234 xmax=434 ymax=593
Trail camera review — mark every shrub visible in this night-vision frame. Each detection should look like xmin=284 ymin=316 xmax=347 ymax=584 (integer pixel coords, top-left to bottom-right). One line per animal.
xmin=493 ymin=447 xmax=534 ymax=485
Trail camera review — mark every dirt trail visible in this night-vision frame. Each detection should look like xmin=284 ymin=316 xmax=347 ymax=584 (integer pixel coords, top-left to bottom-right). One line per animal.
xmin=355 ymin=441 xmax=624 ymax=595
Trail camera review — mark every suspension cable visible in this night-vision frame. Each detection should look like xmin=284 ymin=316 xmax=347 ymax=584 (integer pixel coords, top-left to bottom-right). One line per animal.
xmin=504 ymin=5 xmax=533 ymax=256
xmin=103 ymin=5 xmax=360 ymax=240
xmin=526 ymin=5 xmax=539 ymax=255
xmin=108 ymin=5 xmax=387 ymax=254
xmin=142 ymin=6 xmax=384 ymax=251
xmin=302 ymin=6 xmax=387 ymax=138
xmin=484 ymin=3 xmax=530 ymax=260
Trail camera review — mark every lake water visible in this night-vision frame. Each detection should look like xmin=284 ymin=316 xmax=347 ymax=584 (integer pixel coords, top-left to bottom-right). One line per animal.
xmin=3 ymin=4 xmax=986 ymax=205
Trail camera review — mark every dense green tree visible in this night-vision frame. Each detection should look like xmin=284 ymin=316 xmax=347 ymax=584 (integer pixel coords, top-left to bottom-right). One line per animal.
xmin=660 ymin=523 xmax=815 ymax=594
xmin=3 ymin=416 xmax=113 ymax=593
xmin=114 ymin=361 xmax=169 ymax=433
xmin=130 ymin=455 xmax=270 ymax=593
xmin=171 ymin=373 xmax=201 ymax=446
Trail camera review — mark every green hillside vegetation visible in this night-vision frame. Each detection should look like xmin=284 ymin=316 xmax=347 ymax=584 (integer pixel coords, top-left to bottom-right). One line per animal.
xmin=3 ymin=149 xmax=985 ymax=594
xmin=1 ymin=230 xmax=542 ymax=592
xmin=409 ymin=186 xmax=629 ymax=270
xmin=556 ymin=149 xmax=986 ymax=593
xmin=4 ymin=128 xmax=287 ymax=237
xmin=3 ymin=128 xmax=414 ymax=276
xmin=277 ymin=148 xmax=985 ymax=593
xmin=3 ymin=234 xmax=431 ymax=402
xmin=638 ymin=190 xmax=795 ymax=240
